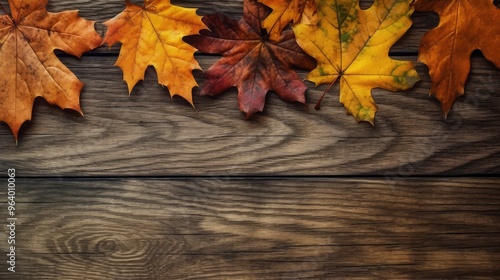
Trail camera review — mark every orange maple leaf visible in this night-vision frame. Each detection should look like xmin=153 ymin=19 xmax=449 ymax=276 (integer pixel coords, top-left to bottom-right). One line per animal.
xmin=0 ymin=0 xmax=102 ymax=142
xmin=259 ymin=0 xmax=318 ymax=41
xmin=103 ymin=0 xmax=206 ymax=105
xmin=415 ymin=0 xmax=500 ymax=116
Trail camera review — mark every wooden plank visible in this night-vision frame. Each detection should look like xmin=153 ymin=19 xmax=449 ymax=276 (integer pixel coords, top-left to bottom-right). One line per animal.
xmin=0 ymin=56 xmax=499 ymax=176
xmin=0 ymin=178 xmax=499 ymax=279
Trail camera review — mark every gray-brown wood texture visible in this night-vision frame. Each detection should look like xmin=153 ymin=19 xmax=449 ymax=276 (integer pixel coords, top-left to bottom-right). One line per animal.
xmin=0 ymin=0 xmax=499 ymax=279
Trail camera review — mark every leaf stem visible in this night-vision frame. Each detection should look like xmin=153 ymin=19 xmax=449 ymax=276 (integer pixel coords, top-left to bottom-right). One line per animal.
xmin=315 ymin=78 xmax=337 ymax=110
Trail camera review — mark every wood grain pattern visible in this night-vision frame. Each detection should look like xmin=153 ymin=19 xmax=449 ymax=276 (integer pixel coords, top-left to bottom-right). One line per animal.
xmin=0 ymin=178 xmax=499 ymax=279
xmin=0 ymin=0 xmax=499 ymax=176
xmin=0 ymin=56 xmax=498 ymax=176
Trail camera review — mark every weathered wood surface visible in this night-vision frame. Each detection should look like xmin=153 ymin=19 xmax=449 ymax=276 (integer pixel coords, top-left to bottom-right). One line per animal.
xmin=2 ymin=57 xmax=500 ymax=176
xmin=1 ymin=178 xmax=499 ymax=279
xmin=0 ymin=0 xmax=499 ymax=176
xmin=0 ymin=0 xmax=499 ymax=279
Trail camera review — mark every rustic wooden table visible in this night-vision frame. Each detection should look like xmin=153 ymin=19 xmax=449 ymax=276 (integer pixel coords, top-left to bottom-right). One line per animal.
xmin=1 ymin=0 xmax=500 ymax=279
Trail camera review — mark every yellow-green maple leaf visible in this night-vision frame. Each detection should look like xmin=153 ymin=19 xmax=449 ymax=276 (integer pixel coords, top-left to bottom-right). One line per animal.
xmin=293 ymin=0 xmax=420 ymax=124
xmin=103 ymin=0 xmax=206 ymax=105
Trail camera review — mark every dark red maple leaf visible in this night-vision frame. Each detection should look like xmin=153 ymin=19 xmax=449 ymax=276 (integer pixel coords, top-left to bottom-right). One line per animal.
xmin=185 ymin=0 xmax=316 ymax=117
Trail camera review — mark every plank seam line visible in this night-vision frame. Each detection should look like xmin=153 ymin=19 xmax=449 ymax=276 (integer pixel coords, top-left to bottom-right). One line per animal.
xmin=2 ymin=174 xmax=499 ymax=180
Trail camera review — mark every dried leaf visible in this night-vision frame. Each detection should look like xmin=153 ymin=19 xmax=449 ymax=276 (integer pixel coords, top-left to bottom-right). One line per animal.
xmin=103 ymin=0 xmax=206 ymax=105
xmin=415 ymin=0 xmax=500 ymax=116
xmin=0 ymin=0 xmax=102 ymax=141
xmin=293 ymin=0 xmax=420 ymax=124
xmin=259 ymin=0 xmax=318 ymax=41
xmin=185 ymin=0 xmax=316 ymax=117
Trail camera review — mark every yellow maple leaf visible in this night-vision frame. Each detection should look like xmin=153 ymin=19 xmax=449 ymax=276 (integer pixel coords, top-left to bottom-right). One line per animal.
xmin=103 ymin=0 xmax=206 ymax=105
xmin=293 ymin=0 xmax=420 ymax=124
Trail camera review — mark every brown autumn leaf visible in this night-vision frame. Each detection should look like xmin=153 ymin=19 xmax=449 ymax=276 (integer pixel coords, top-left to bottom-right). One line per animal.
xmin=415 ymin=0 xmax=500 ymax=116
xmin=0 ymin=0 xmax=102 ymax=142
xmin=184 ymin=0 xmax=316 ymax=117
xmin=103 ymin=0 xmax=206 ymax=105
xmin=259 ymin=0 xmax=318 ymax=41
